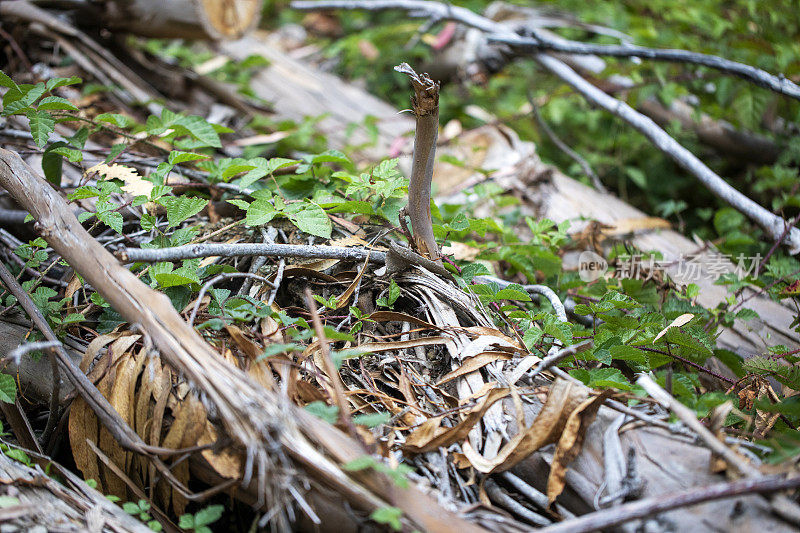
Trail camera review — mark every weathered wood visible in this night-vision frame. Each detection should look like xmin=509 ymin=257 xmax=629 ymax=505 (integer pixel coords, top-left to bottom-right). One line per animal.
xmin=99 ymin=0 xmax=264 ymax=40
xmin=0 ymin=450 xmax=151 ymax=532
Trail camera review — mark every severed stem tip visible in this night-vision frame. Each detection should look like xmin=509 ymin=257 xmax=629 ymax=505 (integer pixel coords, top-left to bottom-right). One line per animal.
xmin=395 ymin=63 xmax=439 ymax=115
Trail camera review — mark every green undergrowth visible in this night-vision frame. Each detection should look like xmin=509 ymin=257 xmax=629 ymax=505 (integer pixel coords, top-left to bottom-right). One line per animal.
xmin=0 ymin=47 xmax=798 ymax=470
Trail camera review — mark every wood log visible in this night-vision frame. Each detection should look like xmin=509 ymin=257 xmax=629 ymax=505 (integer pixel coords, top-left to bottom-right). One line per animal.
xmin=99 ymin=0 xmax=263 ymax=40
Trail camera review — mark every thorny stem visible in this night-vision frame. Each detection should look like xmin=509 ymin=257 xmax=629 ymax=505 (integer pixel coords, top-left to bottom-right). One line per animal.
xmin=395 ymin=62 xmax=441 ymax=261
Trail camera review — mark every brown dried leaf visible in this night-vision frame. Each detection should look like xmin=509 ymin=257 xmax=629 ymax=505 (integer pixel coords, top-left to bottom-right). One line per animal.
xmin=546 ymin=391 xmax=608 ymax=504
xmin=199 ymin=423 xmax=241 ymax=479
xmin=404 ymin=388 xmax=509 ymax=453
xmin=462 ymin=379 xmax=589 ymax=473
xmin=161 ymin=395 xmax=207 ymax=514
xmin=436 ymin=353 xmax=511 ymax=386
xmin=225 ymin=324 xmax=263 ymax=360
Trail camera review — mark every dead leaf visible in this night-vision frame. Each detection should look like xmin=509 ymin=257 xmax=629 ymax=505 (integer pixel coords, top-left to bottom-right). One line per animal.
xmin=461 ymin=379 xmax=590 ymax=473
xmin=654 ymin=313 xmax=694 ymax=343
xmin=404 ymin=388 xmax=509 ymax=453
xmin=87 ymin=163 xmax=154 ymax=200
xmin=546 ymin=391 xmax=609 ymax=504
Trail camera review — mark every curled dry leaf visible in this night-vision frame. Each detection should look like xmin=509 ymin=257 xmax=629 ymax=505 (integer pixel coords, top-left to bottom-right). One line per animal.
xmin=403 ymin=388 xmax=510 ymax=453
xmin=546 ymin=390 xmax=610 ymax=504
xmin=461 ymin=379 xmax=590 ymax=473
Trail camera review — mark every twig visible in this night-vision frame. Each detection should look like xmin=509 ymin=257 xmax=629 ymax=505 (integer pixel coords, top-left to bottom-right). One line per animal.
xmin=491 ymin=31 xmax=800 ymax=102
xmin=485 ymin=478 xmax=551 ymax=526
xmin=532 ymin=53 xmax=800 ymax=253
xmin=637 ymin=374 xmax=759 ymax=477
xmin=527 ymin=93 xmax=606 ymax=193
xmin=188 ymin=272 xmax=276 ymax=327
xmin=0 ymin=265 xmax=62 ymax=448
xmin=291 ymin=0 xmax=800 ymax=254
xmin=6 ymin=340 xmax=62 ymax=365
xmin=475 ymin=275 xmax=567 ymax=322
xmin=396 ymin=63 xmax=442 ymax=261
xmin=117 ymin=243 xmax=387 ymax=264
xmin=303 ymin=288 xmax=358 ymax=436
xmin=537 ymin=474 xmax=800 ymax=533
xmin=528 ymin=339 xmax=593 ymax=381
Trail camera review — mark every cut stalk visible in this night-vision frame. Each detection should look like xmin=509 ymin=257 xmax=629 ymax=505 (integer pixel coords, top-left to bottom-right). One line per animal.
xmin=396 ymin=62 xmax=442 ymax=261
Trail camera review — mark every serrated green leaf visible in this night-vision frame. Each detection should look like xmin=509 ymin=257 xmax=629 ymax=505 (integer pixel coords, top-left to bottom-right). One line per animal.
xmin=0 ymin=374 xmax=16 ymax=403
xmin=37 ymin=96 xmax=78 ymax=111
xmin=97 ymin=210 xmax=123 ymax=233
xmin=26 ymin=109 xmax=55 ymax=148
xmin=45 ymin=76 xmax=81 ymax=91
xmin=193 ymin=505 xmax=224 ymax=527
xmin=352 ymin=411 xmax=390 ymax=428
xmin=168 ymin=151 xmax=209 ymax=165
xmin=239 ymin=157 xmax=299 ymax=188
xmin=0 ymin=70 xmax=18 ymax=90
xmin=159 ymin=196 xmax=208 ymax=228
xmin=245 ymin=199 xmax=277 ymax=226
xmin=305 ymin=401 xmax=339 ymax=424
xmin=284 ymin=201 xmax=332 ymax=238
xmin=370 ymin=507 xmax=402 ymax=531
xmin=570 ymin=368 xmax=632 ymax=390
xmin=41 ymin=149 xmax=63 ymax=185
xmin=175 ymin=115 xmax=221 ymax=147
xmin=95 ymin=112 xmax=134 ymax=129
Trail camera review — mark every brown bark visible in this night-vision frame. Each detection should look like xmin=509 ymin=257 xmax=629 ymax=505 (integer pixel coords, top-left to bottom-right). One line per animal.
xmin=99 ymin=0 xmax=264 ymax=40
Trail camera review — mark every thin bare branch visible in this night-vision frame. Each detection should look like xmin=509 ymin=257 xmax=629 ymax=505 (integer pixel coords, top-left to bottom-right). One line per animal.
xmin=537 ymin=474 xmax=800 ymax=533
xmin=117 ymin=243 xmax=387 ymax=264
xmin=492 ymin=31 xmax=800 ymax=102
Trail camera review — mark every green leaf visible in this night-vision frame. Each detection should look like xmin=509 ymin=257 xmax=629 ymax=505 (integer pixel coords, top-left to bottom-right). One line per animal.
xmin=284 ymin=201 xmax=332 ymax=238
xmin=159 ymin=196 xmax=208 ymax=228
xmin=193 ymin=505 xmax=224 ymax=527
xmin=239 ymin=157 xmax=298 ymax=188
xmin=342 ymin=455 xmax=376 ymax=471
xmin=305 ymin=401 xmax=339 ymax=424
xmin=96 ymin=113 xmax=135 ymax=129
xmin=175 ymin=115 xmax=221 ymax=147
xmin=0 ymin=70 xmax=18 ymax=90
xmin=45 ymin=76 xmax=81 ymax=91
xmin=353 ymin=411 xmax=390 ymax=428
xmin=96 ymin=210 xmax=123 ymax=234
xmin=370 ymin=507 xmax=402 ymax=531
xmin=42 ymin=143 xmax=67 ymax=185
xmin=570 ymin=368 xmax=632 ymax=391
xmin=26 ymin=109 xmax=55 ymax=148
xmin=0 ymin=374 xmax=16 ymax=403
xmin=37 ymin=96 xmax=78 ymax=111
xmin=245 ymin=199 xmax=278 ymax=226
xmin=0 ymin=496 xmax=20 ymax=508
xmin=168 ymin=151 xmax=209 ymax=165
xmin=50 ymin=145 xmax=83 ymax=162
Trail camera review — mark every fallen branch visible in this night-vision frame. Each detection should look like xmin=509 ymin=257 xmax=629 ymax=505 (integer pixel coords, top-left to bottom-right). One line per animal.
xmin=291 ymin=0 xmax=800 ymax=254
xmin=117 ymin=242 xmax=387 ymax=264
xmin=491 ymin=31 xmax=800 ymax=102
xmin=536 ymin=474 xmax=800 ymax=533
